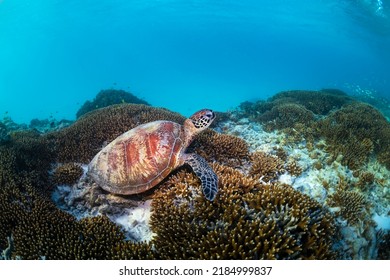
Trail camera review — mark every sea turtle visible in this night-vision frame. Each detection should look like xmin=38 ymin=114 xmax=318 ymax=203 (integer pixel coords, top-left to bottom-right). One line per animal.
xmin=88 ymin=109 xmax=218 ymax=201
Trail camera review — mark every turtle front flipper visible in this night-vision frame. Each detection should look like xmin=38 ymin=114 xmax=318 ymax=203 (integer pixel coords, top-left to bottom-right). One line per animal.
xmin=184 ymin=153 xmax=218 ymax=201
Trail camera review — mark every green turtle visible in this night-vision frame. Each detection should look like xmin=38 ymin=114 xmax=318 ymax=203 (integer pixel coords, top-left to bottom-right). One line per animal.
xmin=88 ymin=109 xmax=218 ymax=201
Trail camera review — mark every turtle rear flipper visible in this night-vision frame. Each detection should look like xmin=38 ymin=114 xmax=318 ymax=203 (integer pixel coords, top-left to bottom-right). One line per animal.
xmin=184 ymin=153 xmax=218 ymax=201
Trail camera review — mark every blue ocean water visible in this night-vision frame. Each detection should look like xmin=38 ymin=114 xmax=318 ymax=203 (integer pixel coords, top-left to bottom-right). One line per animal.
xmin=0 ymin=0 xmax=389 ymax=123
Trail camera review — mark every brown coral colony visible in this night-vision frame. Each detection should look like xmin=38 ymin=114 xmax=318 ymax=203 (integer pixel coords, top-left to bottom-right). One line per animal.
xmin=1 ymin=88 xmax=389 ymax=260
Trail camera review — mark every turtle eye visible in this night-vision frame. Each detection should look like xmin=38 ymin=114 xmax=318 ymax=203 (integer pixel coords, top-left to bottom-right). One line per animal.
xmin=205 ymin=111 xmax=215 ymax=119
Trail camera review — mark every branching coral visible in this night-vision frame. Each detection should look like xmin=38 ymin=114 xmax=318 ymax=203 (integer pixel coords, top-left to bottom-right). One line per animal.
xmin=190 ymin=130 xmax=250 ymax=168
xmin=239 ymin=91 xmax=390 ymax=170
xmin=239 ymin=89 xmax=352 ymax=123
xmin=150 ymin=164 xmax=337 ymax=259
xmin=286 ymin=159 xmax=303 ymax=177
xmin=259 ymin=103 xmax=315 ymax=132
xmin=0 ymin=128 xmax=151 ymax=260
xmin=357 ymin=172 xmax=375 ymax=191
xmin=2 ymin=181 xmax=152 ymax=260
xmin=327 ymin=191 xmax=368 ymax=225
xmin=249 ymin=151 xmax=285 ymax=182
xmin=78 ymin=216 xmax=154 ymax=260
xmin=318 ymin=103 xmax=390 ymax=169
xmin=76 ymin=89 xmax=150 ymax=118
xmin=52 ymin=163 xmax=84 ymax=186
xmin=269 ymin=89 xmax=352 ymax=115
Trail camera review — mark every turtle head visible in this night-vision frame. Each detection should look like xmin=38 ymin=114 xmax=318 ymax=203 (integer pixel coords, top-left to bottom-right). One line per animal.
xmin=183 ymin=109 xmax=216 ymax=144
xmin=189 ymin=109 xmax=216 ymax=130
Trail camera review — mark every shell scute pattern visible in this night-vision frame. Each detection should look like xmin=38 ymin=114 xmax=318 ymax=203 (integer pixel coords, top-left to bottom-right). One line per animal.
xmin=89 ymin=121 xmax=183 ymax=195
xmin=88 ymin=109 xmax=218 ymax=201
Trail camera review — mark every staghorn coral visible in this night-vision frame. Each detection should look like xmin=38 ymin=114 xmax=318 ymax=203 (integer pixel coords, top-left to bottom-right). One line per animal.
xmin=318 ymin=102 xmax=390 ymax=170
xmin=238 ymin=91 xmax=390 ymax=170
xmin=190 ymin=130 xmax=250 ymax=168
xmin=76 ymin=89 xmax=150 ymax=118
xmin=357 ymin=172 xmax=375 ymax=191
xmin=239 ymin=89 xmax=352 ymax=123
xmin=52 ymin=163 xmax=84 ymax=186
xmin=285 ymin=159 xmax=303 ymax=177
xmin=269 ymin=89 xmax=352 ymax=115
xmin=327 ymin=191 xmax=368 ymax=226
xmin=249 ymin=151 xmax=285 ymax=182
xmin=11 ymin=196 xmax=152 ymax=259
xmin=78 ymin=216 xmax=154 ymax=260
xmin=0 ymin=131 xmax=55 ymax=196
xmin=12 ymin=193 xmax=81 ymax=260
xmin=274 ymin=147 xmax=288 ymax=162
xmin=150 ymin=164 xmax=337 ymax=259
xmin=259 ymin=103 xmax=315 ymax=132
xmin=2 ymin=180 xmax=151 ymax=260
xmin=0 ymin=126 xmax=151 ymax=260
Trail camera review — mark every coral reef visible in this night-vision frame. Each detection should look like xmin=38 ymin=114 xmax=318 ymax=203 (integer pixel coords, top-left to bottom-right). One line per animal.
xmin=2 ymin=88 xmax=388 ymax=260
xmin=239 ymin=89 xmax=352 ymax=121
xmin=259 ymin=103 xmax=315 ymax=132
xmin=327 ymin=191 xmax=369 ymax=226
xmin=11 ymin=192 xmax=152 ymax=260
xmin=239 ymin=90 xmax=390 ymax=171
xmin=150 ymin=164 xmax=337 ymax=259
xmin=268 ymin=89 xmax=353 ymax=115
xmin=249 ymin=151 xmax=285 ymax=182
xmin=0 ymin=127 xmax=151 ymax=260
xmin=0 ymin=121 xmax=9 ymax=143
xmin=76 ymin=89 xmax=150 ymax=118
xmin=190 ymin=130 xmax=250 ymax=168
xmin=357 ymin=172 xmax=375 ymax=191
xmin=285 ymin=159 xmax=303 ymax=177
xmin=29 ymin=118 xmax=73 ymax=133
xmin=52 ymin=163 xmax=84 ymax=186
xmin=2 ymin=130 xmax=55 ymax=192
xmin=377 ymin=231 xmax=390 ymax=260
xmin=318 ymin=103 xmax=390 ymax=169
xmin=0 ymin=164 xmax=151 ymax=259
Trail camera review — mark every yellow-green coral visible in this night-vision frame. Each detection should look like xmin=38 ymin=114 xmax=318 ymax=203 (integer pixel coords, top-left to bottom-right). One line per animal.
xmin=150 ymin=164 xmax=337 ymax=259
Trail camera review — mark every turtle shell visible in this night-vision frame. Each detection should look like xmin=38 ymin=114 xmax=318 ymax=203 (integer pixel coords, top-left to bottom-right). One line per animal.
xmin=88 ymin=120 xmax=185 ymax=195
